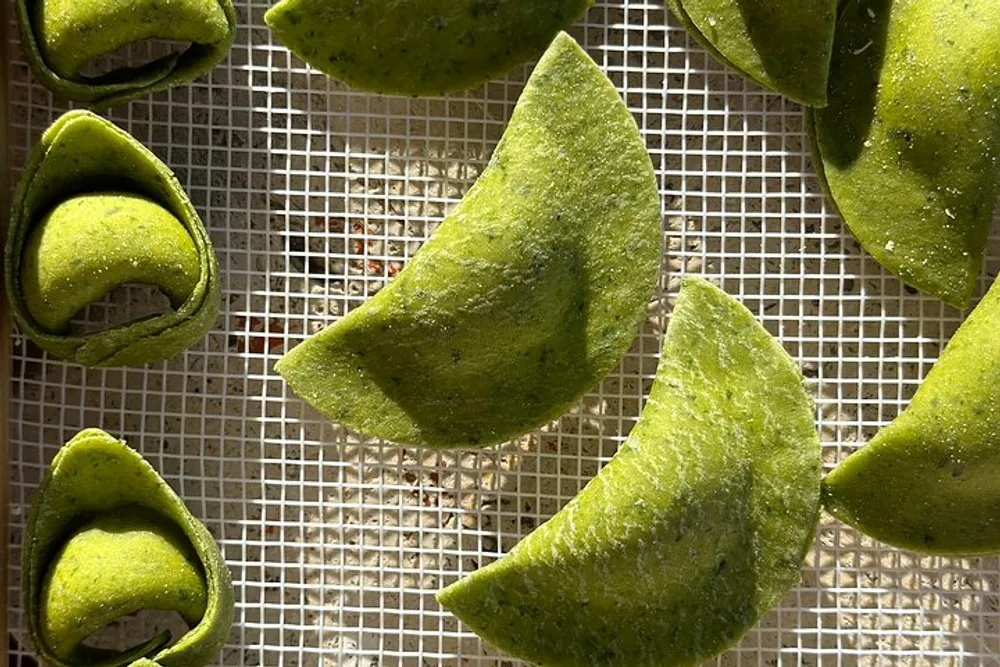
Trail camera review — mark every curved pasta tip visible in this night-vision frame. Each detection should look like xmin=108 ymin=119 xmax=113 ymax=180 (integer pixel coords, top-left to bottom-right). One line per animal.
xmin=437 ymin=278 xmax=820 ymax=666
xmin=666 ymin=0 xmax=836 ymax=106
xmin=23 ymin=429 xmax=234 ymax=667
xmin=16 ymin=0 xmax=235 ymax=107
xmin=4 ymin=111 xmax=221 ymax=367
xmin=264 ymin=0 xmax=593 ymax=95
xmin=810 ymin=0 xmax=1000 ymax=307
xmin=823 ymin=278 xmax=1000 ymax=555
xmin=275 ymin=32 xmax=661 ymax=448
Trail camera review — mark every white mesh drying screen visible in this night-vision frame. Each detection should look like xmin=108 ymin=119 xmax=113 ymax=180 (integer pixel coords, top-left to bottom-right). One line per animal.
xmin=6 ymin=0 xmax=1000 ymax=665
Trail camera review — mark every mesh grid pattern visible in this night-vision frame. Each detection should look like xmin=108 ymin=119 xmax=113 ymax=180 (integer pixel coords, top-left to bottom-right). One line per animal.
xmin=6 ymin=0 xmax=1000 ymax=664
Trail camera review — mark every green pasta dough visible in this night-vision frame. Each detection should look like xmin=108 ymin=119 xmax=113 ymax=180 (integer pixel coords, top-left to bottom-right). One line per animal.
xmin=808 ymin=0 xmax=1000 ymax=308
xmin=40 ymin=509 xmax=208 ymax=662
xmin=23 ymin=428 xmax=234 ymax=667
xmin=664 ymin=0 xmax=835 ymax=106
xmin=4 ymin=110 xmax=221 ymax=367
xmin=275 ymin=32 xmax=661 ymax=448
xmin=436 ymin=277 xmax=821 ymax=666
xmin=823 ymin=277 xmax=1000 ymax=555
xmin=264 ymin=0 xmax=593 ymax=95
xmin=17 ymin=0 xmax=236 ymax=107
xmin=22 ymin=193 xmax=201 ymax=333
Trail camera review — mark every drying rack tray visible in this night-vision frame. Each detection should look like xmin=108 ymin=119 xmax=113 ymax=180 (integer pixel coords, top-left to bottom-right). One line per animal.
xmin=6 ymin=0 xmax=1000 ymax=664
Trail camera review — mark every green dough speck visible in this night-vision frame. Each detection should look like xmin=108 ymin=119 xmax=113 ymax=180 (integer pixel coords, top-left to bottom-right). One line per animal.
xmin=664 ymin=0 xmax=835 ymax=106
xmin=274 ymin=32 xmax=661 ymax=448
xmin=808 ymin=0 xmax=1000 ymax=308
xmin=823 ymin=276 xmax=1000 ymax=555
xmin=436 ymin=277 xmax=821 ymax=666
xmin=264 ymin=0 xmax=593 ymax=95
xmin=16 ymin=0 xmax=236 ymax=107
xmin=23 ymin=428 xmax=234 ymax=667
xmin=4 ymin=110 xmax=221 ymax=367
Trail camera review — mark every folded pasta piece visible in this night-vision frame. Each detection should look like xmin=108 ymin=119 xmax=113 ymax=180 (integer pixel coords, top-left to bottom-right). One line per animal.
xmin=17 ymin=0 xmax=236 ymax=107
xmin=665 ymin=0 xmax=835 ymax=106
xmin=4 ymin=110 xmax=221 ymax=367
xmin=264 ymin=0 xmax=592 ymax=95
xmin=275 ymin=32 xmax=661 ymax=448
xmin=436 ymin=278 xmax=821 ymax=666
xmin=808 ymin=0 xmax=1000 ymax=308
xmin=23 ymin=429 xmax=234 ymax=667
xmin=823 ymin=277 xmax=1000 ymax=555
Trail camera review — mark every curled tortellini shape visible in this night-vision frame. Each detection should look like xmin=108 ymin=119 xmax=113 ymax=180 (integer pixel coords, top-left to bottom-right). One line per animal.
xmin=16 ymin=0 xmax=236 ymax=107
xmin=23 ymin=428 xmax=234 ymax=667
xmin=4 ymin=110 xmax=221 ymax=367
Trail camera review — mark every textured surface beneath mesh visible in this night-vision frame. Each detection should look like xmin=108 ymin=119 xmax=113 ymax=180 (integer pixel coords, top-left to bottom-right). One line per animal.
xmin=6 ymin=0 xmax=1000 ymax=665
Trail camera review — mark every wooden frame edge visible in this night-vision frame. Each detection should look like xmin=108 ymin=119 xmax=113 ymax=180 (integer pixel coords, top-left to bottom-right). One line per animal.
xmin=1 ymin=0 xmax=13 ymax=662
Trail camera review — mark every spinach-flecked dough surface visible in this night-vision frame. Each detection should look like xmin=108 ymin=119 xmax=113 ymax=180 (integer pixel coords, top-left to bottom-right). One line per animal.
xmin=664 ymin=0 xmax=835 ymax=106
xmin=275 ymin=32 xmax=661 ymax=448
xmin=264 ymin=0 xmax=593 ymax=95
xmin=17 ymin=0 xmax=236 ymax=107
xmin=23 ymin=429 xmax=234 ymax=667
xmin=436 ymin=278 xmax=821 ymax=666
xmin=4 ymin=110 xmax=221 ymax=367
xmin=823 ymin=276 xmax=1000 ymax=555
xmin=808 ymin=0 xmax=1000 ymax=308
